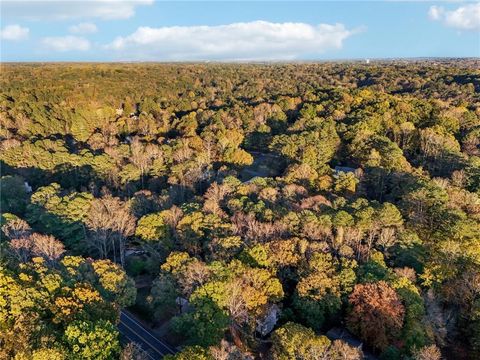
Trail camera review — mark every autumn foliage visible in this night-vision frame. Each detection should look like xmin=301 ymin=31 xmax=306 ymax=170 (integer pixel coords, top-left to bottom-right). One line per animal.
xmin=348 ymin=281 xmax=405 ymax=350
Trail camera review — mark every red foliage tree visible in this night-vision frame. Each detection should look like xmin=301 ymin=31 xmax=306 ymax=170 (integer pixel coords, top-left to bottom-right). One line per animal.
xmin=347 ymin=281 xmax=405 ymax=351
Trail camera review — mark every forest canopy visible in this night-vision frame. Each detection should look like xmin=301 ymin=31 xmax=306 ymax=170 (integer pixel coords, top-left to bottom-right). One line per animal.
xmin=1 ymin=60 xmax=479 ymax=359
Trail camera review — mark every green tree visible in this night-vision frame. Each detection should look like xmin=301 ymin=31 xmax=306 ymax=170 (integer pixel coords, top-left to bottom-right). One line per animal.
xmin=0 ymin=175 xmax=29 ymax=215
xmin=26 ymin=183 xmax=93 ymax=253
xmin=333 ymin=171 xmax=359 ymax=195
xmin=64 ymin=319 xmax=120 ymax=360
xmin=135 ymin=211 xmax=172 ymax=250
xmin=164 ymin=346 xmax=212 ymax=360
xmin=271 ymin=322 xmax=331 ymax=360
xmin=293 ymin=254 xmax=343 ymax=330
xmin=171 ymin=298 xmax=229 ymax=347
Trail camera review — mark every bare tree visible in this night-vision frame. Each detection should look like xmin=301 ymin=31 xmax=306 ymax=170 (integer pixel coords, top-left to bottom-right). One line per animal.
xmin=203 ymin=182 xmax=231 ymax=217
xmin=30 ymin=233 xmax=65 ymax=263
xmin=8 ymin=233 xmax=65 ymax=264
xmin=412 ymin=345 xmax=442 ymax=360
xmin=1 ymin=218 xmax=31 ymax=240
xmin=164 ymin=205 xmax=183 ymax=244
xmin=328 ymin=340 xmax=364 ymax=360
xmin=227 ymin=279 xmax=249 ymax=326
xmin=231 ymin=212 xmax=286 ymax=245
xmin=9 ymin=237 xmax=33 ymax=263
xmin=86 ymin=194 xmax=136 ymax=267
xmin=120 ymin=342 xmax=149 ymax=360
xmin=130 ymin=137 xmax=161 ymax=187
xmin=178 ymin=260 xmax=211 ymax=297
xmin=210 ymin=339 xmax=250 ymax=360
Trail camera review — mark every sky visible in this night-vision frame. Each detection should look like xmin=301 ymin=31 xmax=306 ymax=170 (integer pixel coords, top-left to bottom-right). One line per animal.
xmin=0 ymin=0 xmax=479 ymax=62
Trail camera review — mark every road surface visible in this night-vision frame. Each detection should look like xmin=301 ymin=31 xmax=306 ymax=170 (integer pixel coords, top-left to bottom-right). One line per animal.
xmin=119 ymin=310 xmax=176 ymax=359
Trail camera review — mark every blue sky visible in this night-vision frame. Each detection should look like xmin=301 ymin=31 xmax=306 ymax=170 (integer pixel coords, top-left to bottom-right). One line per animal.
xmin=1 ymin=1 xmax=479 ymax=61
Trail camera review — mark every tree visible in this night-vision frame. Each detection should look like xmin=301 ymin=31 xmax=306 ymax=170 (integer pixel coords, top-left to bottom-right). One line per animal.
xmin=209 ymin=339 xmax=251 ymax=360
xmin=171 ymin=297 xmax=229 ymax=347
xmin=64 ymin=319 xmax=120 ymax=360
xmin=328 ymin=340 xmax=364 ymax=360
xmin=271 ymin=322 xmax=331 ymax=360
xmin=86 ymin=194 xmax=136 ymax=267
xmin=412 ymin=345 xmax=442 ymax=360
xmin=30 ymin=233 xmax=65 ymax=262
xmin=0 ymin=175 xmax=29 ymax=215
xmin=191 ymin=261 xmax=284 ymax=318
xmin=223 ymin=148 xmax=253 ymax=167
xmin=14 ymin=348 xmax=66 ymax=360
xmin=165 ymin=257 xmax=283 ymax=346
xmin=8 ymin=233 xmax=65 ymax=265
xmin=26 ymin=183 xmax=93 ymax=253
xmin=391 ymin=274 xmax=428 ymax=352
xmin=347 ymin=281 xmax=405 ymax=351
xmin=1 ymin=213 xmax=32 ymax=240
xmin=91 ymin=259 xmax=137 ymax=307
xmin=135 ymin=210 xmax=172 ymax=250
xmin=270 ymin=118 xmax=339 ymax=174
xmin=148 ymin=273 xmax=179 ymax=320
xmin=129 ymin=137 xmax=163 ymax=187
xmin=0 ymin=256 xmax=134 ymax=359
xmin=164 ymin=346 xmax=212 ymax=360
xmin=120 ymin=342 xmax=150 ymax=360
xmin=2 ymin=60 xmax=480 ymax=359
xmin=293 ymin=253 xmax=344 ymax=331
xmin=203 ymin=182 xmax=231 ymax=218
xmin=161 ymin=252 xmax=211 ymax=297
xmin=350 ymin=135 xmax=411 ymax=172
xmin=334 ymin=171 xmax=359 ymax=195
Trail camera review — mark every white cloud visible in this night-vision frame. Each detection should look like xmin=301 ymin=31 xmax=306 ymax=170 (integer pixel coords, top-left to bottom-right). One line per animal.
xmin=2 ymin=0 xmax=153 ymax=20
xmin=41 ymin=36 xmax=91 ymax=51
xmin=0 ymin=24 xmax=29 ymax=41
xmin=428 ymin=3 xmax=480 ymax=30
xmin=106 ymin=21 xmax=360 ymax=61
xmin=428 ymin=5 xmax=444 ymax=21
xmin=69 ymin=22 xmax=98 ymax=34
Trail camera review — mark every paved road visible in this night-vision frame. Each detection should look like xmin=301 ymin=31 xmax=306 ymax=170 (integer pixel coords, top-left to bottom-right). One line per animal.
xmin=119 ymin=310 xmax=176 ymax=359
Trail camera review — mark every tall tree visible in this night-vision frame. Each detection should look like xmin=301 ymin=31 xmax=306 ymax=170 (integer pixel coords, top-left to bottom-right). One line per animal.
xmin=347 ymin=281 xmax=405 ymax=351
xmin=86 ymin=194 xmax=136 ymax=267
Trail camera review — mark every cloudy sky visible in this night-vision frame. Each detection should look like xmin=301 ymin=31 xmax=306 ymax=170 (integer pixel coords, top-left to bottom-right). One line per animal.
xmin=1 ymin=0 xmax=479 ymax=61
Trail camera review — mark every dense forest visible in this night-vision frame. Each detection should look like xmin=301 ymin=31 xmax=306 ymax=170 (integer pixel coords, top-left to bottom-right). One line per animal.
xmin=1 ymin=60 xmax=479 ymax=360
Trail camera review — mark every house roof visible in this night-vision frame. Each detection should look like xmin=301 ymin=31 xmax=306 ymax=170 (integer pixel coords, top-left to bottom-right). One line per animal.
xmin=334 ymin=166 xmax=357 ymax=173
